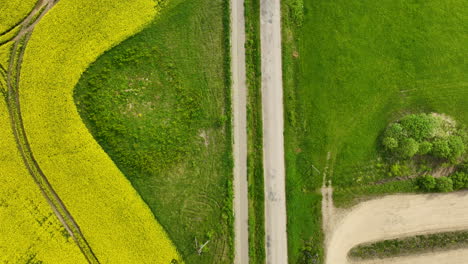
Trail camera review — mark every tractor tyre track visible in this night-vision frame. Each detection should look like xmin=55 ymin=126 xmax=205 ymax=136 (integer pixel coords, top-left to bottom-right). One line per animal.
xmin=4 ymin=0 xmax=99 ymax=263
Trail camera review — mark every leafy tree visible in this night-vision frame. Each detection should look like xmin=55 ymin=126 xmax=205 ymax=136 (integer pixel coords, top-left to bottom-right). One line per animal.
xmin=448 ymin=136 xmax=465 ymax=160
xmin=432 ymin=139 xmax=452 ymax=159
xmin=417 ymin=175 xmax=436 ymax=191
xmin=450 ymin=172 xmax=468 ymax=190
xmin=436 ymin=177 xmax=454 ymax=192
xmin=398 ymin=138 xmax=419 ymax=159
xmin=382 ymin=137 xmax=398 ymax=150
xmin=418 ymin=141 xmax=433 ymax=155
xmin=385 ymin=123 xmax=405 ymax=139
xmin=400 ymin=114 xmax=437 ymax=141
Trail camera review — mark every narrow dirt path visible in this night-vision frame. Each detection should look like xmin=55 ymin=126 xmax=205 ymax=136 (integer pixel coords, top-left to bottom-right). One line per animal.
xmin=260 ymin=0 xmax=288 ymax=262
xmin=230 ymin=0 xmax=249 ymax=262
xmin=325 ymin=191 xmax=468 ymax=264
xmin=3 ymin=0 xmax=99 ymax=263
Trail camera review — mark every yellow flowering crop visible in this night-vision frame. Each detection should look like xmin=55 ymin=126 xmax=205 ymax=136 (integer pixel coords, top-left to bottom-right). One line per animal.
xmin=0 ymin=0 xmax=37 ymax=33
xmin=18 ymin=0 xmax=182 ymax=263
xmin=0 ymin=99 xmax=86 ymax=263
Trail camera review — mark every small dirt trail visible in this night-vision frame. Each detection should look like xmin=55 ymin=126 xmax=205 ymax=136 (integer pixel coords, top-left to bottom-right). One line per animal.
xmin=230 ymin=0 xmax=249 ymax=262
xmin=3 ymin=0 xmax=99 ymax=263
xmin=260 ymin=0 xmax=288 ymax=262
xmin=325 ymin=191 xmax=468 ymax=264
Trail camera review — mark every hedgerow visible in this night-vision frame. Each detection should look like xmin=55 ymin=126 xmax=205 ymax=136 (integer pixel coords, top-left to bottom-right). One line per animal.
xmin=0 ymin=0 xmax=37 ymax=34
xmin=0 ymin=100 xmax=86 ymax=263
xmin=19 ymin=0 xmax=182 ymax=263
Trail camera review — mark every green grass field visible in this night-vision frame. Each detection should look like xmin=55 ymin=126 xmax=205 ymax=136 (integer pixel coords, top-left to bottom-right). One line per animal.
xmin=74 ymin=0 xmax=233 ymax=263
xmin=282 ymin=0 xmax=467 ymax=262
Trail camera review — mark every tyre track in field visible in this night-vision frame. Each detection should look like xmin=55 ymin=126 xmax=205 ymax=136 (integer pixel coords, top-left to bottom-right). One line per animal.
xmin=2 ymin=0 xmax=99 ymax=263
xmin=0 ymin=0 xmax=47 ymax=46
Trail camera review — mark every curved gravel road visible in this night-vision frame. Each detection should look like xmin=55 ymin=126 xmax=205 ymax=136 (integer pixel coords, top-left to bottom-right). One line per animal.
xmin=326 ymin=191 xmax=468 ymax=264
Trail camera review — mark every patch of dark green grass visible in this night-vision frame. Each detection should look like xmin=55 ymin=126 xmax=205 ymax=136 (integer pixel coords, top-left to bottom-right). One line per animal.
xmin=282 ymin=0 xmax=467 ymax=262
xmin=74 ymin=0 xmax=232 ymax=263
xmin=349 ymin=231 xmax=468 ymax=260
xmin=244 ymin=0 xmax=265 ymax=262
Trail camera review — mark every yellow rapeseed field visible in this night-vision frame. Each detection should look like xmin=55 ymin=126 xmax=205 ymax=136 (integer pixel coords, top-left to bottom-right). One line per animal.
xmin=0 ymin=42 xmax=13 ymax=68
xmin=0 ymin=0 xmax=37 ymax=33
xmin=0 ymin=99 xmax=86 ymax=263
xmin=19 ymin=0 xmax=182 ymax=263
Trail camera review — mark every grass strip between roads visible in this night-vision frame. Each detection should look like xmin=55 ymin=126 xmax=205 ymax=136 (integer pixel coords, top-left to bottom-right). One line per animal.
xmin=244 ymin=0 xmax=265 ymax=263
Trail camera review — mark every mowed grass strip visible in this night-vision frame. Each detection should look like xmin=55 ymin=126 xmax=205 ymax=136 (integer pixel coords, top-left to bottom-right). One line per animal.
xmin=0 ymin=0 xmax=37 ymax=34
xmin=0 ymin=99 xmax=86 ymax=264
xmin=282 ymin=0 xmax=467 ymax=262
xmin=349 ymin=231 xmax=468 ymax=260
xmin=19 ymin=0 xmax=181 ymax=263
xmin=74 ymin=0 xmax=234 ymax=263
xmin=244 ymin=0 xmax=265 ymax=262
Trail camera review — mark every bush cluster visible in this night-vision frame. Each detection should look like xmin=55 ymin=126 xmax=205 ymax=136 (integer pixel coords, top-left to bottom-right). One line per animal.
xmin=417 ymin=172 xmax=468 ymax=192
xmin=382 ymin=113 xmax=467 ymax=161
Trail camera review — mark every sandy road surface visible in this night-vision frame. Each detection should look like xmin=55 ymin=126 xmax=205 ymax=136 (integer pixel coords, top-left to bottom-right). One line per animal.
xmin=260 ymin=0 xmax=288 ymax=263
xmin=355 ymin=248 xmax=468 ymax=264
xmin=230 ymin=0 xmax=249 ymax=262
xmin=326 ymin=191 xmax=468 ymax=264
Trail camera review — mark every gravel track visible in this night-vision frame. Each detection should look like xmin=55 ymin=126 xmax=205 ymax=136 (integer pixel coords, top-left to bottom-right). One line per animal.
xmin=230 ymin=0 xmax=249 ymax=262
xmin=260 ymin=0 xmax=288 ymax=262
xmin=325 ymin=191 xmax=468 ymax=264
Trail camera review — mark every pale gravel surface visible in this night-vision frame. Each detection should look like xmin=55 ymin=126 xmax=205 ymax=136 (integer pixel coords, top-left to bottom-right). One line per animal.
xmin=260 ymin=0 xmax=288 ymax=263
xmin=230 ymin=0 xmax=249 ymax=262
xmin=325 ymin=191 xmax=468 ymax=264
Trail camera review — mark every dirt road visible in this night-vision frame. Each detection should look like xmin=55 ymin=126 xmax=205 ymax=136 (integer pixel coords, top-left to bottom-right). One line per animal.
xmin=326 ymin=191 xmax=468 ymax=264
xmin=230 ymin=0 xmax=249 ymax=262
xmin=260 ymin=0 xmax=288 ymax=263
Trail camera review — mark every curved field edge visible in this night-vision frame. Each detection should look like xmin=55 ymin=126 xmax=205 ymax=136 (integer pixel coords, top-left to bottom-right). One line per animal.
xmin=74 ymin=0 xmax=234 ymax=263
xmin=0 ymin=0 xmax=38 ymax=34
xmin=18 ymin=0 xmax=182 ymax=263
xmin=0 ymin=98 xmax=86 ymax=263
xmin=349 ymin=230 xmax=468 ymax=260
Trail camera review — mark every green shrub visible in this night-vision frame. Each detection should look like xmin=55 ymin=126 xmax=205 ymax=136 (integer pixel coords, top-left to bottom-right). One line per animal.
xmin=383 ymin=137 xmax=398 ymax=150
xmin=286 ymin=0 xmax=304 ymax=26
xmin=448 ymin=136 xmax=465 ymax=160
xmin=398 ymin=138 xmax=419 ymax=159
xmin=384 ymin=123 xmax=405 ymax=140
xmin=436 ymin=177 xmax=454 ymax=192
xmin=418 ymin=141 xmax=433 ymax=155
xmin=417 ymin=175 xmax=436 ymax=191
xmin=382 ymin=114 xmax=467 ymax=162
xmin=450 ymin=172 xmax=468 ymax=190
xmin=432 ymin=139 xmax=452 ymax=159
xmin=399 ymin=114 xmax=437 ymax=141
